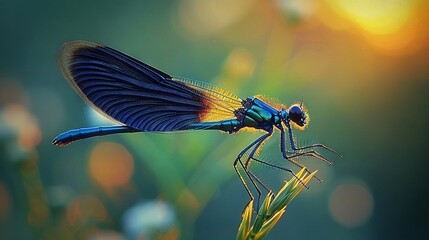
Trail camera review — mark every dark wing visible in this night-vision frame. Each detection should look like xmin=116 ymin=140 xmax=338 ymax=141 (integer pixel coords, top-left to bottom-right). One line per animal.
xmin=58 ymin=41 xmax=243 ymax=131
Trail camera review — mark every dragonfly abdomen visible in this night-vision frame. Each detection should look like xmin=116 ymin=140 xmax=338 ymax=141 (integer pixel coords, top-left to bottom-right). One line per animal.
xmin=186 ymin=119 xmax=242 ymax=133
xmin=53 ymin=126 xmax=138 ymax=146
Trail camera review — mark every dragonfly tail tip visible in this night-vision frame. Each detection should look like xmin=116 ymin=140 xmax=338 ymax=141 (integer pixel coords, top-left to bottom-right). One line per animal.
xmin=52 ymin=138 xmax=69 ymax=146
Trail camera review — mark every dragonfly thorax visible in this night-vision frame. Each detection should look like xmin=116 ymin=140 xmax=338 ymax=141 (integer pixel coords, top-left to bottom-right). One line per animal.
xmin=234 ymin=97 xmax=282 ymax=132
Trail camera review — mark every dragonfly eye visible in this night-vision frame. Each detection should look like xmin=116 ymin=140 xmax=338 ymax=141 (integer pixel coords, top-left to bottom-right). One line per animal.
xmin=289 ymin=105 xmax=305 ymax=126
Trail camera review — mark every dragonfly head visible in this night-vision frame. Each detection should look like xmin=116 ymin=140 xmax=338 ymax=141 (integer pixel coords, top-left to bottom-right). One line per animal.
xmin=282 ymin=104 xmax=309 ymax=130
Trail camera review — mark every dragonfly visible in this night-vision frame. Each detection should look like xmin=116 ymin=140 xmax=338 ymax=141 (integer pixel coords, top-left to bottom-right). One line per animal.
xmin=53 ymin=41 xmax=339 ymax=205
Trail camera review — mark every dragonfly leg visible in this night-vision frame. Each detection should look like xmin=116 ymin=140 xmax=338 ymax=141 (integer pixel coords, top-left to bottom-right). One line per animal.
xmin=279 ymin=127 xmax=325 ymax=182
xmin=237 ymin=130 xmax=273 ymax=160
xmin=287 ymin=150 xmax=332 ymax=165
xmin=233 ymin=155 xmax=260 ymax=207
xmin=250 ymin=156 xmax=307 ymax=189
xmin=248 ymin=171 xmax=271 ymax=193
xmin=292 ymin=144 xmax=342 ymax=157
xmin=280 ymin=127 xmax=333 ymax=164
xmin=282 ymin=123 xmax=335 ymax=164
xmin=284 ymin=154 xmax=323 ymax=182
xmin=234 ymin=129 xmax=273 ymax=209
xmin=284 ymin=122 xmax=341 ymax=157
xmin=243 ymin=130 xmax=273 ymax=169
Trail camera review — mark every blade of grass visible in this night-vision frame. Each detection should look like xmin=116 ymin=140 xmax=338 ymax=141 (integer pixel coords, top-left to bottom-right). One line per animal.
xmin=236 ymin=200 xmax=254 ymax=240
xmin=254 ymin=209 xmax=285 ymax=240
xmin=236 ymin=168 xmax=317 ymax=240
xmin=251 ymin=191 xmax=274 ymax=236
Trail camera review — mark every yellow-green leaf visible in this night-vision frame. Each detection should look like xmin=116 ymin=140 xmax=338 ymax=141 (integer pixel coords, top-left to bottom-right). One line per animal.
xmin=268 ymin=180 xmax=293 ymax=215
xmin=254 ymin=209 xmax=285 ymax=240
xmin=284 ymin=170 xmax=317 ymax=204
xmin=252 ymin=192 xmax=273 ymax=235
xmin=236 ymin=200 xmax=253 ymax=240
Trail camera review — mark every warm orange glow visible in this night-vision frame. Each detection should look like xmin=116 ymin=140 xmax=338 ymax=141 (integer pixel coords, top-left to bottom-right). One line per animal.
xmin=172 ymin=78 xmax=243 ymax=122
xmin=326 ymin=0 xmax=416 ymax=35
xmin=320 ymin=0 xmax=424 ymax=55
xmin=237 ymin=127 xmax=265 ymax=134
xmin=318 ymin=5 xmax=352 ymax=30
xmin=254 ymin=94 xmax=285 ymax=110
xmin=361 ymin=15 xmax=422 ymax=55
xmin=199 ymin=98 xmax=240 ymax=122
xmin=89 ymin=142 xmax=134 ymax=190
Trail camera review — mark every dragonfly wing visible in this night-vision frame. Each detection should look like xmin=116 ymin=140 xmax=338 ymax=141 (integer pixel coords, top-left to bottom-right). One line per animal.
xmin=173 ymin=78 xmax=243 ymax=122
xmin=58 ymin=41 xmax=242 ymax=131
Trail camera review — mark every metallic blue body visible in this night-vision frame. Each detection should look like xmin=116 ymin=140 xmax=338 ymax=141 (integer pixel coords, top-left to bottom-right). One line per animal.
xmin=185 ymin=97 xmax=282 ymax=133
xmin=53 ymin=41 xmax=339 ymax=208
xmin=53 ymin=126 xmax=137 ymax=146
xmin=53 ymin=97 xmax=282 ymax=145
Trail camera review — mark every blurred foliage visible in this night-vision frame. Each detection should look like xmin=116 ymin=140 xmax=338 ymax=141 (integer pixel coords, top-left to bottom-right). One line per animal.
xmin=1 ymin=0 xmax=429 ymax=239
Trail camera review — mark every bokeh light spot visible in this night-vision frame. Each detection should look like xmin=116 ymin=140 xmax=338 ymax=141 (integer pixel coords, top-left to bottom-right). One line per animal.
xmin=217 ymin=48 xmax=256 ymax=91
xmin=329 ymin=180 xmax=374 ymax=228
xmin=178 ymin=0 xmax=253 ymax=38
xmin=327 ymin=0 xmax=416 ymax=35
xmin=224 ymin=48 xmax=255 ymax=79
xmin=89 ymin=142 xmax=134 ymax=191
xmin=321 ymin=0 xmax=422 ymax=54
xmin=122 ymin=200 xmax=176 ymax=240
xmin=2 ymin=104 xmax=42 ymax=150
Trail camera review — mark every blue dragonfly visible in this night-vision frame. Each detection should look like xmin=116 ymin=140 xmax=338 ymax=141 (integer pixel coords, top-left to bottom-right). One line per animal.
xmin=53 ymin=41 xmax=340 ymax=204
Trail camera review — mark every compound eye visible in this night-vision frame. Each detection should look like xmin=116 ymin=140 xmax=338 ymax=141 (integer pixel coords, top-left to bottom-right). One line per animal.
xmin=289 ymin=105 xmax=304 ymax=126
xmin=289 ymin=105 xmax=302 ymax=116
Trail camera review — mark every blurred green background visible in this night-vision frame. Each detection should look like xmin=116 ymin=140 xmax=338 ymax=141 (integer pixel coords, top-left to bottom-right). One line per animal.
xmin=1 ymin=0 xmax=428 ymax=239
